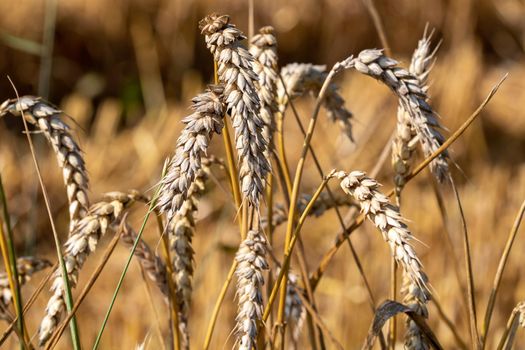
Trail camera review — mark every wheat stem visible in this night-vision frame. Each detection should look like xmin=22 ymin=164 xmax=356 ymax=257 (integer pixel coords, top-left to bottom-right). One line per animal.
xmin=481 ymin=199 xmax=525 ymax=347
xmin=202 ymin=260 xmax=238 ymax=350
xmin=264 ymin=175 xmax=332 ymax=321
xmin=0 ymin=183 xmax=28 ymax=349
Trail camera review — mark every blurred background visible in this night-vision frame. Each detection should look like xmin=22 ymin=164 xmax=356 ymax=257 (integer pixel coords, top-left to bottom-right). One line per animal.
xmin=0 ymin=0 xmax=524 ymax=348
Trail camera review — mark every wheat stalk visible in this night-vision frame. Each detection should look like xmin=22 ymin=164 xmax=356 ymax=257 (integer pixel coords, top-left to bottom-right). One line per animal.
xmin=199 ymin=14 xmax=270 ymax=207
xmin=38 ymin=191 xmax=144 ymax=345
xmin=249 ymin=26 xmax=278 ymax=155
xmin=234 ymin=229 xmax=269 ymax=349
xmin=393 ymin=30 xmax=438 ymax=198
xmin=262 ymin=191 xmax=356 ymax=229
xmin=158 ymin=85 xmax=225 ymax=225
xmin=278 ymin=63 xmax=354 ymax=141
xmin=0 ymin=96 xmax=90 ymax=232
xmin=340 ymin=50 xmax=449 ymax=182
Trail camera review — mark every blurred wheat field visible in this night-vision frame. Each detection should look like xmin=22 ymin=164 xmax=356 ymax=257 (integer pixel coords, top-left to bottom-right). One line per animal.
xmin=0 ymin=0 xmax=524 ymax=349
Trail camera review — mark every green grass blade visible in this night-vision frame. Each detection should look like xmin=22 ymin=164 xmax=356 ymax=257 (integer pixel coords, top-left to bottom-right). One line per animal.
xmin=0 ymin=174 xmax=27 ymax=350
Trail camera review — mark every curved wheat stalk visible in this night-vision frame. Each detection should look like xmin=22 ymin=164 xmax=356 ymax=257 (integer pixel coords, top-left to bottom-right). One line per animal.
xmin=199 ymin=14 xmax=270 ymax=207
xmin=0 ymin=96 xmax=90 ymax=232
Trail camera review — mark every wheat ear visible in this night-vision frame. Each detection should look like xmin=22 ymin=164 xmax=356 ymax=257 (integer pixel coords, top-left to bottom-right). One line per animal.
xmin=0 ymin=96 xmax=90 ymax=232
xmin=333 ymin=170 xmax=430 ymax=296
xmin=341 ymin=50 xmax=449 ymax=182
xmin=393 ymin=30 xmax=438 ymax=197
xmin=199 ymin=14 xmax=271 ymax=207
xmin=0 ymin=257 xmax=51 ymax=320
xmin=157 ymin=85 xmax=225 ymax=224
xmin=38 ymin=191 xmax=144 ymax=345
xmin=278 ymin=63 xmax=354 ymax=141
xmin=235 ymin=229 xmax=269 ymax=349
xmin=167 ymin=163 xmax=209 ymax=349
xmin=401 ymin=271 xmax=431 ymax=349
xmin=249 ymin=26 xmax=279 ymax=154
xmin=284 ymin=271 xmax=306 ymax=346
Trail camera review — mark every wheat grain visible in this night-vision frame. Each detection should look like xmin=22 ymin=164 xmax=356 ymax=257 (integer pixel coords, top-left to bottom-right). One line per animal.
xmin=234 ymin=229 xmax=269 ymax=349
xmin=249 ymin=26 xmax=279 ymax=154
xmin=393 ymin=30 xmax=438 ymax=197
xmin=157 ymin=85 xmax=225 ymax=224
xmin=278 ymin=63 xmax=354 ymax=141
xmin=340 ymin=50 xmax=449 ymax=182
xmin=0 ymin=96 xmax=90 ymax=232
xmin=200 ymin=14 xmax=270 ymax=207
xmin=38 ymin=191 xmax=143 ymax=345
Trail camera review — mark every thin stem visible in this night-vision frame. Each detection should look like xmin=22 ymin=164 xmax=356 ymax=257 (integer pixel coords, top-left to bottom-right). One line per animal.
xmin=481 ymin=199 xmax=525 ymax=347
xmin=429 ymin=174 xmax=470 ymax=324
xmin=275 ymin=111 xmax=293 ymax=194
xmin=0 ymin=181 xmax=27 ymax=349
xmin=202 ymin=260 xmax=238 ymax=350
xmin=248 ymin=0 xmax=254 ymax=41
xmin=263 ymin=176 xmax=331 ymax=322
xmin=158 ymin=222 xmax=182 ymax=350
xmin=451 ymin=180 xmax=480 ymax=349
xmin=496 ymin=308 xmax=519 ymax=350
xmin=8 ymin=77 xmax=81 ymax=350
xmin=432 ymin=296 xmax=469 ymax=350
xmin=38 ymin=0 xmax=57 ymax=98
xmin=362 ymin=0 xmax=391 ymax=56
xmin=389 ymin=260 xmax=397 ymax=350
xmin=92 ymin=184 xmax=163 ymax=350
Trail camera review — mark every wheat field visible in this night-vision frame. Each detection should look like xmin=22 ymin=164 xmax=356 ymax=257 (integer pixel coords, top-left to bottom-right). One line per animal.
xmin=0 ymin=1 xmax=524 ymax=349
